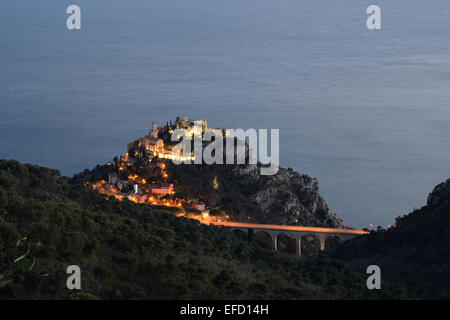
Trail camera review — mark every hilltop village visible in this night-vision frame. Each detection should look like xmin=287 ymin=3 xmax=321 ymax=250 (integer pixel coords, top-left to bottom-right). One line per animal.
xmin=86 ymin=117 xmax=229 ymax=224
xmin=79 ymin=116 xmax=346 ymax=231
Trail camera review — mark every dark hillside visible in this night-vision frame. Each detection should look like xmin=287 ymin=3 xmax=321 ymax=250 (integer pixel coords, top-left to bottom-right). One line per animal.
xmin=329 ymin=179 xmax=450 ymax=298
xmin=0 ymin=159 xmax=413 ymax=299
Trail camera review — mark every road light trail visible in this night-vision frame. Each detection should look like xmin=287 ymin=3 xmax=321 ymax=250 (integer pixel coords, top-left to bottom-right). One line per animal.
xmin=211 ymin=221 xmax=368 ymax=235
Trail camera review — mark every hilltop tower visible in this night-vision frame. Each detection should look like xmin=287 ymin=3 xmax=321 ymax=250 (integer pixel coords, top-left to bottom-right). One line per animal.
xmin=150 ymin=122 xmax=158 ymax=138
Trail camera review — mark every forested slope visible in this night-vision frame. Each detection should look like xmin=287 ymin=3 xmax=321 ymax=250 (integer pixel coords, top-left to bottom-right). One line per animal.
xmin=0 ymin=159 xmax=428 ymax=299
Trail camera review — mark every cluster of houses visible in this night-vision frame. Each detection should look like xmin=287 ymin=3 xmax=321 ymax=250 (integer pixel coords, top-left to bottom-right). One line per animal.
xmin=104 ymin=171 xmax=173 ymax=195
xmin=126 ymin=117 xmax=227 ymax=162
xmin=91 ymin=120 xmax=177 ymax=204
xmin=88 ymin=118 xmax=231 ymax=222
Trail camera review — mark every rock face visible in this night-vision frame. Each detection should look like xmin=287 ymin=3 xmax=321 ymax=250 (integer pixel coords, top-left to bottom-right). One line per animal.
xmin=427 ymin=178 xmax=450 ymax=212
xmin=235 ymin=165 xmax=344 ymax=228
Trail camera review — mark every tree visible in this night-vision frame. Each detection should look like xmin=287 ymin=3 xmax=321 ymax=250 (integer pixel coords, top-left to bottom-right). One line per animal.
xmin=0 ymin=187 xmax=7 ymax=209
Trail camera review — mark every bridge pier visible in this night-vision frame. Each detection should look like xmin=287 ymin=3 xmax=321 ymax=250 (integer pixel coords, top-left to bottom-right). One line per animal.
xmin=267 ymin=231 xmax=279 ymax=251
xmin=248 ymin=228 xmax=254 ymax=242
xmin=295 ymin=235 xmax=301 ymax=258
xmin=319 ymin=236 xmax=326 ymax=251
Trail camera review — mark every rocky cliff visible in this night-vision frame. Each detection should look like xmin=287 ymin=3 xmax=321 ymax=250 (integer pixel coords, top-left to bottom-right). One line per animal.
xmin=427 ymin=178 xmax=450 ymax=212
xmin=233 ymin=165 xmax=344 ymax=228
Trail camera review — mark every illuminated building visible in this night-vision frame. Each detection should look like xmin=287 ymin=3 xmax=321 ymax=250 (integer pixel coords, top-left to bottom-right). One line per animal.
xmin=148 ymin=183 xmax=174 ymax=195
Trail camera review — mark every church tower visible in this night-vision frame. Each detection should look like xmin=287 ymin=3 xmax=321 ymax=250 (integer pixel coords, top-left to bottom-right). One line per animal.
xmin=150 ymin=122 xmax=158 ymax=138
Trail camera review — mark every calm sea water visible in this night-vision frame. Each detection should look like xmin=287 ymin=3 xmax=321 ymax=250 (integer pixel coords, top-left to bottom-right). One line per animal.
xmin=1 ymin=0 xmax=449 ymax=228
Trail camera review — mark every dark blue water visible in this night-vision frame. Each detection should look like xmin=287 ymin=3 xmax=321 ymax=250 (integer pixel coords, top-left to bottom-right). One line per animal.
xmin=1 ymin=0 xmax=449 ymax=228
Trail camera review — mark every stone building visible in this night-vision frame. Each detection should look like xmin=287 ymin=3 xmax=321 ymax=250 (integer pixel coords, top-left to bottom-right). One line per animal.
xmin=127 ymin=122 xmax=164 ymax=154
xmin=148 ymin=183 xmax=174 ymax=196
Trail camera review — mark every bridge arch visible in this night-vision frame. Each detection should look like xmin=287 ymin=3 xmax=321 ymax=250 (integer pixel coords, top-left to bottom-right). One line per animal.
xmin=324 ymin=234 xmax=345 ymax=250
xmin=300 ymin=233 xmax=322 ymax=257
xmin=230 ymin=228 xmax=248 ymax=241
xmin=253 ymin=230 xmax=276 ymax=250
xmin=276 ymin=232 xmax=297 ymax=255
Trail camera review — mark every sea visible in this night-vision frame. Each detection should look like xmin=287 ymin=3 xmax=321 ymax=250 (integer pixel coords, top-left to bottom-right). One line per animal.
xmin=1 ymin=0 xmax=449 ymax=228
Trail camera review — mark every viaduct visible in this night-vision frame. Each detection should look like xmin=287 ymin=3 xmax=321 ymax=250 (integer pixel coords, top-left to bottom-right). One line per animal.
xmin=213 ymin=221 xmax=368 ymax=258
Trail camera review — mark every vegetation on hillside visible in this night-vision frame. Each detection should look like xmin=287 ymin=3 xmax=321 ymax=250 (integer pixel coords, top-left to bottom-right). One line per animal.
xmin=0 ymin=159 xmax=419 ymax=299
xmin=329 ymin=180 xmax=450 ymax=299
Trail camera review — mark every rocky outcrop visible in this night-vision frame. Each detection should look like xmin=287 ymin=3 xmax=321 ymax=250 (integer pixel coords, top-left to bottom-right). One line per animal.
xmin=236 ymin=166 xmax=344 ymax=228
xmin=427 ymin=178 xmax=450 ymax=212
